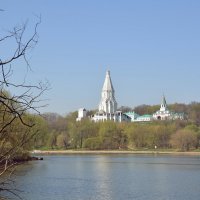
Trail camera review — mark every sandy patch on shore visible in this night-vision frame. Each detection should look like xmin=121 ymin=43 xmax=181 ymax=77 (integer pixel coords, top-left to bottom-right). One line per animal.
xmin=31 ymin=150 xmax=200 ymax=156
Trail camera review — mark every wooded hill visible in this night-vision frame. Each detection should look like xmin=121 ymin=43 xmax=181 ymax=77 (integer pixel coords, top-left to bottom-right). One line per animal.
xmin=32 ymin=102 xmax=200 ymax=152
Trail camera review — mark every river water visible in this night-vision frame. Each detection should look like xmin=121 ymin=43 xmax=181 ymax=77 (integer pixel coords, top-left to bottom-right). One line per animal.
xmin=10 ymin=154 xmax=200 ymax=200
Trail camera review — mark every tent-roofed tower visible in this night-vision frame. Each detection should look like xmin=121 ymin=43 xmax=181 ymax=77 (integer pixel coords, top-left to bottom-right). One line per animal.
xmin=160 ymin=95 xmax=168 ymax=112
xmin=98 ymin=70 xmax=117 ymax=113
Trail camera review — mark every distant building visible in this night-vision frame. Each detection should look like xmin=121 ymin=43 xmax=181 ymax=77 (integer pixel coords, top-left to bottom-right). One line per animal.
xmin=126 ymin=96 xmax=184 ymax=122
xmin=125 ymin=112 xmax=153 ymax=122
xmin=76 ymin=71 xmax=184 ymax=123
xmin=153 ymin=96 xmax=184 ymax=120
xmin=76 ymin=108 xmax=87 ymax=121
xmin=91 ymin=70 xmax=131 ymax=122
xmin=125 ymin=112 xmax=140 ymax=122
xmin=136 ymin=114 xmax=153 ymax=122
xmin=98 ymin=70 xmax=117 ymax=114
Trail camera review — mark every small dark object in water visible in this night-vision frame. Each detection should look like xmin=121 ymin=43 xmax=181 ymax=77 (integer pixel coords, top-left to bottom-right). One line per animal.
xmin=31 ymin=156 xmax=43 ymax=161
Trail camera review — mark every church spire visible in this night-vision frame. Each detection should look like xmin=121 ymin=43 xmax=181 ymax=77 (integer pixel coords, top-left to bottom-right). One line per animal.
xmin=160 ymin=95 xmax=168 ymax=111
xmin=102 ymin=70 xmax=114 ymax=92
xmin=99 ymin=70 xmax=117 ymax=113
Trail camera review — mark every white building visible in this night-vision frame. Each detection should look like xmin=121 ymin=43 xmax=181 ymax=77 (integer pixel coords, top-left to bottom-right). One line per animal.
xmin=76 ymin=108 xmax=87 ymax=121
xmin=98 ymin=70 xmax=117 ymax=113
xmin=153 ymin=95 xmax=171 ymax=120
xmin=125 ymin=112 xmax=153 ymax=122
xmin=135 ymin=114 xmax=153 ymax=122
xmin=92 ymin=70 xmax=131 ymax=122
xmin=76 ymin=71 xmax=184 ymax=123
xmin=153 ymin=95 xmax=184 ymax=120
xmin=126 ymin=96 xmax=184 ymax=122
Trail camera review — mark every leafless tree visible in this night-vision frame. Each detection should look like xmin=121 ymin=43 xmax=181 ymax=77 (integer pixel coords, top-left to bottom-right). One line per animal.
xmin=0 ymin=18 xmax=48 ymax=199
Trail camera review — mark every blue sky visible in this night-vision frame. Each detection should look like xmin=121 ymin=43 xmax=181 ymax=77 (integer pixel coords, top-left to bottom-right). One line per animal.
xmin=1 ymin=0 xmax=200 ymax=115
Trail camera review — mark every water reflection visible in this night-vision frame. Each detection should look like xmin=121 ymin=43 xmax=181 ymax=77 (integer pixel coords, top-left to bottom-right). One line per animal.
xmin=93 ymin=156 xmax=113 ymax=200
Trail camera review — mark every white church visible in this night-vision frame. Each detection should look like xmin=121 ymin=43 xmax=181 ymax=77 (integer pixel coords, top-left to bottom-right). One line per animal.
xmin=125 ymin=95 xmax=185 ymax=122
xmin=77 ymin=70 xmax=131 ymax=122
xmin=76 ymin=70 xmax=184 ymax=122
xmin=91 ymin=70 xmax=131 ymax=122
xmin=152 ymin=95 xmax=184 ymax=120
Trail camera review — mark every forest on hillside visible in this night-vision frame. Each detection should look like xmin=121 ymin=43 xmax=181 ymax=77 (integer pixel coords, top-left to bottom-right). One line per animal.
xmin=31 ymin=102 xmax=200 ymax=152
xmin=2 ymin=101 xmax=200 ymax=166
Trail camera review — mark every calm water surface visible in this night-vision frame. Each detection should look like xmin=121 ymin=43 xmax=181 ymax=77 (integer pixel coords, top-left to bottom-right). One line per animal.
xmin=13 ymin=154 xmax=200 ymax=200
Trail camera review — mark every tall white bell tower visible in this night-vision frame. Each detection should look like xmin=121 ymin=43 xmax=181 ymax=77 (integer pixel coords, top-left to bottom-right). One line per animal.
xmin=98 ymin=70 xmax=117 ymax=113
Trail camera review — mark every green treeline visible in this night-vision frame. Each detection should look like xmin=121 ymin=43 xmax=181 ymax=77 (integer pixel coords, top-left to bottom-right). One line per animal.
xmin=33 ymin=102 xmax=200 ymax=152
xmin=4 ymin=102 xmax=199 ymax=154
xmin=3 ymin=100 xmax=200 ymax=162
xmin=0 ymin=90 xmax=46 ymax=162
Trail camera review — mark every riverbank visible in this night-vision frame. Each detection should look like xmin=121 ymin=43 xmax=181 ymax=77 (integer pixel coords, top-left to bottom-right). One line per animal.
xmin=31 ymin=150 xmax=200 ymax=156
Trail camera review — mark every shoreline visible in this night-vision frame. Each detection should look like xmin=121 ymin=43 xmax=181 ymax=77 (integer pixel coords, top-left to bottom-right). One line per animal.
xmin=31 ymin=150 xmax=200 ymax=156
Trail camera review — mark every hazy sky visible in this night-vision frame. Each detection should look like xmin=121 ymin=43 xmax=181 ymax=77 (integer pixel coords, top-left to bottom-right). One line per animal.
xmin=1 ymin=0 xmax=200 ymax=115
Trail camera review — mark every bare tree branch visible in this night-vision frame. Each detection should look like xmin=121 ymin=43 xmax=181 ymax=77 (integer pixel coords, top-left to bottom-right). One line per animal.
xmin=0 ymin=16 xmax=48 ymax=199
